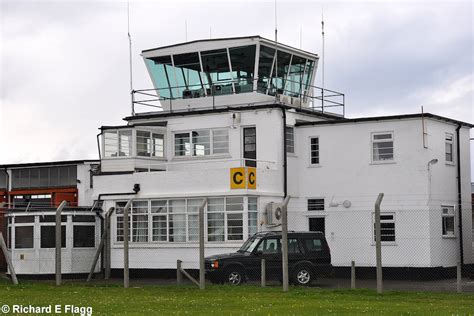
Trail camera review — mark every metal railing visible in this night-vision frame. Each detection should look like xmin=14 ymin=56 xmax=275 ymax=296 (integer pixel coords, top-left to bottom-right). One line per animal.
xmin=132 ymin=77 xmax=345 ymax=117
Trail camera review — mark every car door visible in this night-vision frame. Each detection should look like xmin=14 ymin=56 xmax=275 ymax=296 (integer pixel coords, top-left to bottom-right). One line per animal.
xmin=260 ymin=237 xmax=281 ymax=278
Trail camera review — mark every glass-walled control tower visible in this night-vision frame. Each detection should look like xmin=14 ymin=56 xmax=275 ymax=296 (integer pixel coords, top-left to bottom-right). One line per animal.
xmin=139 ymin=36 xmax=319 ymax=112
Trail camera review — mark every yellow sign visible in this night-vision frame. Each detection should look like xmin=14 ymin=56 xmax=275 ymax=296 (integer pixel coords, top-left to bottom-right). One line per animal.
xmin=230 ymin=167 xmax=257 ymax=190
xmin=230 ymin=167 xmax=246 ymax=189
xmin=247 ymin=167 xmax=256 ymax=190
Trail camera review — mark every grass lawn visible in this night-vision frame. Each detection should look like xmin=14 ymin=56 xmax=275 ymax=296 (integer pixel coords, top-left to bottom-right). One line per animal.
xmin=0 ymin=280 xmax=473 ymax=315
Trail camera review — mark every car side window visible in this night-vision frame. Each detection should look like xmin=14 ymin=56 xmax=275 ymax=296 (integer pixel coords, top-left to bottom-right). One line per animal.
xmin=262 ymin=238 xmax=280 ymax=254
xmin=288 ymin=238 xmax=301 ymax=254
xmin=304 ymin=238 xmax=322 ymax=252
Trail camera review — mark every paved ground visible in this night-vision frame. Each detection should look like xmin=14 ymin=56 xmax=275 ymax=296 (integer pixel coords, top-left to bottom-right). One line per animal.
xmin=2 ymin=273 xmax=473 ymax=293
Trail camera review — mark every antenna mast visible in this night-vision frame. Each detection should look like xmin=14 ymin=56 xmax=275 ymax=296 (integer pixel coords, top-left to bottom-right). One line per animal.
xmin=128 ymin=1 xmax=134 ymax=116
xmin=274 ymin=0 xmax=278 ymax=102
xmin=321 ymin=7 xmax=325 ymax=113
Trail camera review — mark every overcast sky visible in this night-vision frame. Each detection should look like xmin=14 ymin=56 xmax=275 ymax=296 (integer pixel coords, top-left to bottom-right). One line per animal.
xmin=0 ymin=0 xmax=473 ymax=176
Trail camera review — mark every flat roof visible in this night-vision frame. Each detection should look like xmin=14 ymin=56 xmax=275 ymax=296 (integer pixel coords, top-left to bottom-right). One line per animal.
xmin=0 ymin=159 xmax=100 ymax=169
xmin=142 ymin=35 xmax=319 ymax=60
xmin=295 ymin=113 xmax=474 ymax=128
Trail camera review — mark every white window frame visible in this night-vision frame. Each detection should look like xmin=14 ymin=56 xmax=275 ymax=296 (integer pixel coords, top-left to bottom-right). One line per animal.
xmin=103 ymin=129 xmax=134 ymax=158
xmin=371 ymin=131 xmax=395 ymax=163
xmin=445 ymin=133 xmax=454 ymax=164
xmin=173 ymin=128 xmax=229 ymax=158
xmin=309 ymin=136 xmax=320 ymax=166
xmin=441 ymin=205 xmax=455 ymax=237
xmin=136 ymin=129 xmax=166 ymax=159
xmin=372 ymin=212 xmax=396 ymax=244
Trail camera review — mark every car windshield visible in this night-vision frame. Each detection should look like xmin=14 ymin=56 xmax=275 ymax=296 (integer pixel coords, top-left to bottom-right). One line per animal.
xmin=238 ymin=236 xmax=262 ymax=253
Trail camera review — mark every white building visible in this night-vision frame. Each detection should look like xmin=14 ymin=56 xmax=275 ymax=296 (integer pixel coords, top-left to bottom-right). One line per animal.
xmin=92 ymin=36 xmax=472 ymax=273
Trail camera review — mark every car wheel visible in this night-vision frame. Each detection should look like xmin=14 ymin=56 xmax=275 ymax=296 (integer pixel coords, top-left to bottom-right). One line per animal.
xmin=225 ymin=267 xmax=245 ymax=285
xmin=293 ymin=266 xmax=313 ymax=286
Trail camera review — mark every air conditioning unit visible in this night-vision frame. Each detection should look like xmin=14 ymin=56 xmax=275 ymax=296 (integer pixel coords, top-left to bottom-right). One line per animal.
xmin=266 ymin=202 xmax=284 ymax=226
xmin=278 ymin=94 xmax=291 ymax=105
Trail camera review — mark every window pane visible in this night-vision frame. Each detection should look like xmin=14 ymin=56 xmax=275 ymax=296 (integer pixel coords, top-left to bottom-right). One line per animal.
xmin=73 ymin=226 xmax=95 ymax=247
xmin=173 ymin=52 xmax=205 ymax=98
xmin=269 ymin=50 xmax=292 ymax=95
xmin=226 ymin=196 xmax=244 ymax=211
xmin=136 ymin=131 xmax=151 ymax=157
xmin=188 ymin=214 xmax=199 ymax=241
xmin=257 ymin=45 xmax=276 ymax=94
xmin=208 ymin=198 xmax=225 ymax=242
xmin=15 ymin=226 xmax=34 ymax=249
xmin=152 ymin=215 xmax=167 ymax=241
xmin=151 ymin=200 xmax=167 ymax=213
xmin=169 ymin=214 xmax=186 ymax=242
xmin=373 ymin=137 xmax=394 ymax=161
xmin=175 ymin=133 xmax=191 ymax=156
xmin=146 ymin=56 xmax=174 ymax=99
xmin=229 ymin=45 xmax=256 ymax=94
xmin=40 ymin=226 xmax=66 ymax=248
xmin=248 ymin=197 xmax=258 ymax=237
xmin=152 ymin=133 xmax=164 ymax=157
xmin=212 ymin=129 xmax=229 ymax=154
xmin=118 ymin=130 xmax=132 ymax=157
xmin=304 ymin=238 xmax=322 ymax=252
xmin=104 ymin=131 xmax=118 ymax=157
xmin=132 ymin=214 xmax=148 ymax=242
xmin=169 ymin=199 xmax=186 ymax=213
xmin=15 ymin=216 xmax=35 ymax=223
xmin=227 ymin=213 xmax=243 ymax=240
xmin=288 ymin=238 xmax=301 ymax=254
xmin=286 ymin=127 xmax=294 ymax=153
xmin=192 ymin=130 xmax=211 ymax=156
xmin=72 ymin=215 xmax=95 ymax=222
xmin=285 ymin=55 xmax=306 ymax=97
xmin=201 ymin=49 xmax=233 ymax=95
xmin=310 ymin=137 xmax=319 ymax=164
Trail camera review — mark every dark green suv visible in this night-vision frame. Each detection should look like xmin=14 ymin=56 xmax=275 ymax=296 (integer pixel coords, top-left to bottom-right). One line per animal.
xmin=205 ymin=231 xmax=332 ymax=286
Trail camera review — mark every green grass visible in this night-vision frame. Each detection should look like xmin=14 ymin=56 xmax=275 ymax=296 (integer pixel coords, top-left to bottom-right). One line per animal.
xmin=0 ymin=280 xmax=473 ymax=315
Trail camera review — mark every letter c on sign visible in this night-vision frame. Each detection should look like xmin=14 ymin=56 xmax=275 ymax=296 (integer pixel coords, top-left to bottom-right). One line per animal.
xmin=233 ymin=172 xmax=243 ymax=184
xmin=248 ymin=172 xmax=255 ymax=185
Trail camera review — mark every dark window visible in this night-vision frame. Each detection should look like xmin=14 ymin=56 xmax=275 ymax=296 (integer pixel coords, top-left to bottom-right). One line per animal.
xmin=309 ymin=217 xmax=325 ymax=234
xmin=40 ymin=226 xmax=66 ymax=248
xmin=73 ymin=226 xmax=95 ymax=248
xmin=257 ymin=45 xmax=276 ymax=93
xmin=261 ymin=238 xmax=280 ymax=254
xmin=201 ymin=49 xmax=233 ymax=95
xmin=15 ymin=226 xmax=34 ymax=249
xmin=40 ymin=215 xmax=67 ymax=223
xmin=243 ymin=127 xmax=257 ymax=167
xmin=269 ymin=50 xmax=292 ymax=95
xmin=374 ymin=214 xmax=396 ymax=242
xmin=72 ymin=215 xmax=95 ymax=223
xmin=310 ymin=137 xmax=319 ymax=164
xmin=304 ymin=238 xmax=322 ymax=252
xmin=308 ymin=199 xmax=324 ymax=211
xmin=229 ymin=45 xmax=256 ymax=93
xmin=288 ymin=238 xmax=301 ymax=254
xmin=14 ymin=216 xmax=35 ymax=223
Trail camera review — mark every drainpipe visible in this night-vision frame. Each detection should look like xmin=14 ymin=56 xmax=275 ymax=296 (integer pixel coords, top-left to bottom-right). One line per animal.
xmin=281 ymin=106 xmax=288 ymax=198
xmin=455 ymin=125 xmax=463 ymax=266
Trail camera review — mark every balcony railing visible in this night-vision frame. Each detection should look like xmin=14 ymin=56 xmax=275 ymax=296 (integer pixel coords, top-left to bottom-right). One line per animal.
xmin=132 ymin=77 xmax=345 ymax=117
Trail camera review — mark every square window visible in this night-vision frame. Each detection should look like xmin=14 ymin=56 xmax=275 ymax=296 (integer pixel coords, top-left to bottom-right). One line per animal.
xmin=372 ymin=132 xmax=394 ymax=162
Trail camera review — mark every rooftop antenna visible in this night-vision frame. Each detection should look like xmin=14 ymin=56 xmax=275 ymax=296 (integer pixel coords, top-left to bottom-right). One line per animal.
xmin=274 ymin=0 xmax=278 ymax=103
xmin=185 ymin=20 xmax=188 ymax=42
xmin=300 ymin=27 xmax=302 ymax=49
xmin=321 ymin=6 xmax=325 ymax=113
xmin=128 ymin=1 xmax=134 ymax=116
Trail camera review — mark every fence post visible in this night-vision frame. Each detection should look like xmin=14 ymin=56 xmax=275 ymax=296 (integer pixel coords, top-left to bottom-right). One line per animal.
xmin=177 ymin=260 xmax=183 ymax=285
xmin=351 ymin=261 xmax=356 ymax=289
xmin=457 ymin=261 xmax=462 ymax=293
xmin=105 ymin=207 xmax=115 ymax=279
xmin=281 ymin=196 xmax=291 ymax=292
xmin=261 ymin=259 xmax=266 ymax=287
xmin=199 ymin=198 xmax=207 ymax=290
xmin=374 ymin=193 xmax=384 ymax=294
xmin=0 ymin=233 xmax=18 ymax=285
xmin=123 ymin=199 xmax=133 ymax=289
xmin=55 ymin=201 xmax=67 ymax=286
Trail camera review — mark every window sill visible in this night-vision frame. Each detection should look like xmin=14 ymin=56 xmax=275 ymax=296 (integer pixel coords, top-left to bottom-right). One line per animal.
xmin=287 ymin=153 xmax=297 ymax=158
xmin=445 ymin=162 xmax=455 ymax=167
xmin=370 ymin=161 xmax=396 ymax=165
xmin=172 ymin=154 xmax=232 ymax=161
xmin=442 ymin=235 xmax=456 ymax=239
xmin=371 ymin=242 xmax=397 ymax=246
xmin=308 ymin=164 xmax=322 ymax=168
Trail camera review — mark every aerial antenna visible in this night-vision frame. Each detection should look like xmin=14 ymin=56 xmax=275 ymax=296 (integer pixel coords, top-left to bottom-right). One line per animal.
xmin=185 ymin=20 xmax=188 ymax=42
xmin=274 ymin=0 xmax=278 ymax=102
xmin=300 ymin=27 xmax=302 ymax=49
xmin=128 ymin=0 xmax=134 ymax=116
xmin=321 ymin=6 xmax=325 ymax=113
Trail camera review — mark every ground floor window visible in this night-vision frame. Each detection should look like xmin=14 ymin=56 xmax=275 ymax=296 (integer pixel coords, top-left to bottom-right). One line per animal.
xmin=373 ymin=213 xmax=396 ymax=242
xmin=115 ymin=196 xmax=258 ymax=243
xmin=442 ymin=206 xmax=455 ymax=237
